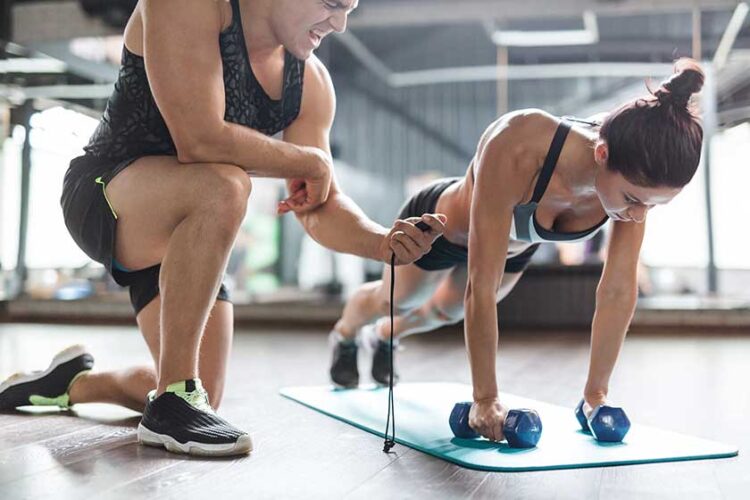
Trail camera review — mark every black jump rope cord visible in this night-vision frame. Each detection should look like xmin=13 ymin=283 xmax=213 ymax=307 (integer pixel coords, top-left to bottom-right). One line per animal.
xmin=383 ymin=251 xmax=397 ymax=453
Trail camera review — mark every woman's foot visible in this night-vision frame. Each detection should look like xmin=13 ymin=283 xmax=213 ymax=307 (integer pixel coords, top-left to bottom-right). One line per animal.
xmin=0 ymin=344 xmax=94 ymax=410
xmin=328 ymin=330 xmax=359 ymax=388
xmin=362 ymin=322 xmax=400 ymax=387
xmin=137 ymin=378 xmax=252 ymax=457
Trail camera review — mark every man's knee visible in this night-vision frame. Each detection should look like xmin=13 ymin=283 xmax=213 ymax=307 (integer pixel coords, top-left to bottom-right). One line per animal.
xmin=200 ymin=164 xmax=253 ymax=223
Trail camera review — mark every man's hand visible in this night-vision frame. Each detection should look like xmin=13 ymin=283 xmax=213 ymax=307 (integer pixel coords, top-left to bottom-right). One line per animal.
xmin=378 ymin=214 xmax=447 ymax=265
xmin=277 ymin=147 xmax=333 ymax=214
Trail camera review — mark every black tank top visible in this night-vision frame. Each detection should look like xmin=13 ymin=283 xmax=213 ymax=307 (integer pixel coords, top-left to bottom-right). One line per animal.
xmin=83 ymin=0 xmax=305 ymax=162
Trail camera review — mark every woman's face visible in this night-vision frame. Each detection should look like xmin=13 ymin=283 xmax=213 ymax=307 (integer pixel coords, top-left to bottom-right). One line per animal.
xmin=593 ymin=143 xmax=682 ymax=223
xmin=273 ymin=0 xmax=358 ymax=59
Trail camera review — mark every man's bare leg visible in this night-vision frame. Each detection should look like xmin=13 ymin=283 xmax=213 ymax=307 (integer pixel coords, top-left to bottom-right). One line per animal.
xmin=105 ymin=157 xmax=250 ymax=394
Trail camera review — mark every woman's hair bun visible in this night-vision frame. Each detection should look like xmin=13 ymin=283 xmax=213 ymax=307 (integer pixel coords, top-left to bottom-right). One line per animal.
xmin=652 ymin=58 xmax=705 ymax=108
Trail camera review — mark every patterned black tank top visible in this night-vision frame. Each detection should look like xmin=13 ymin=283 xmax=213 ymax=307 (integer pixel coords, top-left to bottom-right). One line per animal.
xmin=83 ymin=0 xmax=305 ymax=162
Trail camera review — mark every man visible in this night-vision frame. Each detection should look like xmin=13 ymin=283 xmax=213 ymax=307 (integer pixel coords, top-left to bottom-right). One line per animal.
xmin=0 ymin=0 xmax=446 ymax=457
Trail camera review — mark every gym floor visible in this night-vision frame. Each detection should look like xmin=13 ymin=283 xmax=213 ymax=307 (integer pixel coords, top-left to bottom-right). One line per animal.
xmin=0 ymin=323 xmax=746 ymax=499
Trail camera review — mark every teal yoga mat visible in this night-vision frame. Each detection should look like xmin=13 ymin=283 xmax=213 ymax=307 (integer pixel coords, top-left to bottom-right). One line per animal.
xmin=280 ymin=382 xmax=738 ymax=472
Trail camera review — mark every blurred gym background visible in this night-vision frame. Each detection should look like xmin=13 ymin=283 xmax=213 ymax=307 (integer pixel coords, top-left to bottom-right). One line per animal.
xmin=1 ymin=0 xmax=749 ymax=330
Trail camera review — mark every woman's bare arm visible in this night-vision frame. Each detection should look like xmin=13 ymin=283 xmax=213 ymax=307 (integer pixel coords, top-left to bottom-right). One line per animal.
xmin=584 ymin=218 xmax=646 ymax=405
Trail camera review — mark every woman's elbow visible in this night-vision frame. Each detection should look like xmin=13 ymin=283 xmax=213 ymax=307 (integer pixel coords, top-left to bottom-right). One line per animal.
xmin=464 ymin=277 xmax=497 ymax=303
xmin=596 ymin=285 xmax=638 ymax=307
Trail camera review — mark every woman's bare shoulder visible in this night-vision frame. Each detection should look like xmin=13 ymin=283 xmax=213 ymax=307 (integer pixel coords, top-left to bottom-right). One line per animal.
xmin=479 ymin=109 xmax=559 ymax=167
xmin=468 ymin=109 xmax=558 ymax=207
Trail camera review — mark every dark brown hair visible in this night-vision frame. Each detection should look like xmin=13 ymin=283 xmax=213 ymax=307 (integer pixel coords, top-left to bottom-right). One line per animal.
xmin=600 ymin=58 xmax=705 ymax=188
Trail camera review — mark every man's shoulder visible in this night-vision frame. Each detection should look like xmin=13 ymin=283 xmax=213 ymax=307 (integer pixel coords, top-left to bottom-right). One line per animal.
xmin=288 ymin=53 xmax=335 ymax=127
xmin=303 ymin=53 xmax=333 ymax=90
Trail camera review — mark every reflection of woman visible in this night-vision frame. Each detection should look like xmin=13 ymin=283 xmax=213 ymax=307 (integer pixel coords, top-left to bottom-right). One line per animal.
xmin=329 ymin=59 xmax=704 ymax=441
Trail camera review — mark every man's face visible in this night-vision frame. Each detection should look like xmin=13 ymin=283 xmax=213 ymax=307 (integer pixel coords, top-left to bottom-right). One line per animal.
xmin=273 ymin=0 xmax=359 ymax=59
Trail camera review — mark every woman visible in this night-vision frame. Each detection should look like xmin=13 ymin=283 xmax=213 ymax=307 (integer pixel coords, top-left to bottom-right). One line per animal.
xmin=329 ymin=59 xmax=704 ymax=441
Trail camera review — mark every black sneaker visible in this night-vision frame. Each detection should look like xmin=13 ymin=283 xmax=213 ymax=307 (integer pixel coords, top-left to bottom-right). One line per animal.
xmin=137 ymin=379 xmax=252 ymax=457
xmin=362 ymin=323 xmax=399 ymax=387
xmin=0 ymin=344 xmax=94 ymax=410
xmin=371 ymin=340 xmax=399 ymax=386
xmin=329 ymin=331 xmax=359 ymax=388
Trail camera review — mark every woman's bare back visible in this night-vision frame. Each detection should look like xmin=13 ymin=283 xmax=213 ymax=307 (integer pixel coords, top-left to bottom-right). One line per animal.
xmin=435 ymin=111 xmax=607 ymax=252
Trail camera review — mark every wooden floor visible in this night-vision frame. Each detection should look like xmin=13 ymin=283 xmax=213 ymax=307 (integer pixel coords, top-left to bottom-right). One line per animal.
xmin=0 ymin=323 xmax=747 ymax=500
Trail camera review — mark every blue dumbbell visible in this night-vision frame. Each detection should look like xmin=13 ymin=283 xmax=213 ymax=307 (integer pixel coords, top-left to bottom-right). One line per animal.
xmin=574 ymin=398 xmax=631 ymax=442
xmin=449 ymin=402 xmax=542 ymax=448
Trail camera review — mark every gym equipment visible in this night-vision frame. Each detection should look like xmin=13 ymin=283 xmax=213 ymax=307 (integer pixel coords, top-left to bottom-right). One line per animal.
xmin=280 ymin=383 xmax=738 ymax=472
xmin=575 ymin=399 xmax=631 ymax=442
xmin=449 ymin=402 xmax=542 ymax=448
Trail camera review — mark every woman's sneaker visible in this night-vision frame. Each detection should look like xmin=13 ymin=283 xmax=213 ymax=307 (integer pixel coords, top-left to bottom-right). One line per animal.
xmin=0 ymin=344 xmax=94 ymax=410
xmin=137 ymin=378 xmax=252 ymax=457
xmin=362 ymin=322 xmax=400 ymax=387
xmin=328 ymin=330 xmax=359 ymax=388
